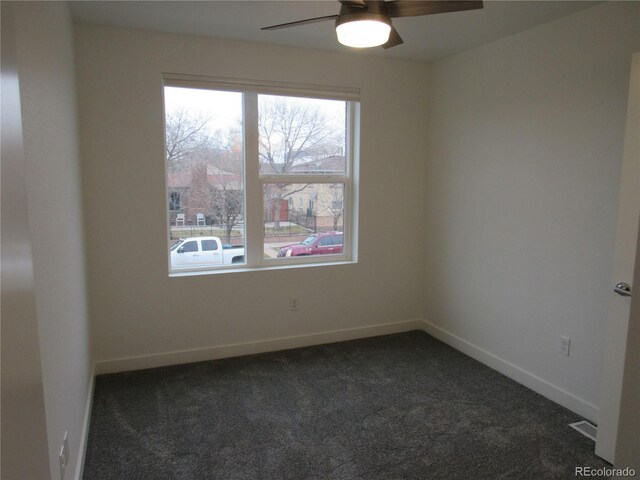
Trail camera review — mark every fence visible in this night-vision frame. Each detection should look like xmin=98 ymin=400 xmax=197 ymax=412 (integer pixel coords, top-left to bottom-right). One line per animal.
xmin=169 ymin=225 xmax=244 ymax=245
xmin=289 ymin=209 xmax=317 ymax=233
xmin=170 ymin=210 xmax=340 ymax=245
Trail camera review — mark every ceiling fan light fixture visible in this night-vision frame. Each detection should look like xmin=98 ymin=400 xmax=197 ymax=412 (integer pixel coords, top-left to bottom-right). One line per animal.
xmin=263 ymin=1 xmax=483 ymax=50
xmin=336 ymin=17 xmax=391 ymax=48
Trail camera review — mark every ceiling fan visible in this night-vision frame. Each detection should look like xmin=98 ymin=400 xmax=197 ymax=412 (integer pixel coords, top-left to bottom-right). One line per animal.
xmin=262 ymin=1 xmax=484 ymax=49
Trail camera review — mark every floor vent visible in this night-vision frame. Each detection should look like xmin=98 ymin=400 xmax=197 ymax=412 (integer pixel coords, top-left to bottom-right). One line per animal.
xmin=569 ymin=420 xmax=597 ymax=441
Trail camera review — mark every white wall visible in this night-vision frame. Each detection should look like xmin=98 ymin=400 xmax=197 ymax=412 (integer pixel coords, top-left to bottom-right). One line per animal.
xmin=13 ymin=2 xmax=93 ymax=478
xmin=0 ymin=3 xmax=51 ymax=478
xmin=424 ymin=2 xmax=640 ymax=421
xmin=74 ymin=26 xmax=429 ymax=368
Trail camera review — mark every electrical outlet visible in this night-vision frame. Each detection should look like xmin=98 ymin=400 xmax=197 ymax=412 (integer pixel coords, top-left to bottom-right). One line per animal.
xmin=559 ymin=336 xmax=571 ymax=356
xmin=289 ymin=297 xmax=298 ymax=311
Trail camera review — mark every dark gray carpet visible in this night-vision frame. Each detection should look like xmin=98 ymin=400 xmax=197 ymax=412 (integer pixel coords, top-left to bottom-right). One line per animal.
xmin=83 ymin=331 xmax=610 ymax=479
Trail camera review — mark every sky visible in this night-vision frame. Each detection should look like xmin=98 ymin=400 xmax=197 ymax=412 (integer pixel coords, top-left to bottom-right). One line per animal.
xmin=164 ymin=85 xmax=345 ymax=135
xmin=164 ymin=86 xmax=242 ymax=132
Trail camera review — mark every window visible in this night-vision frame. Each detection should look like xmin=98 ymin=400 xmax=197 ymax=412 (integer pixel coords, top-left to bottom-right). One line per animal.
xmin=181 ymin=241 xmax=198 ymax=253
xmin=318 ymin=236 xmax=333 ymax=246
xmin=164 ymin=76 xmax=359 ymax=274
xmin=169 ymin=191 xmax=181 ymax=211
xmin=201 ymin=239 xmax=219 ymax=251
xmin=301 ymin=236 xmax=316 ymax=246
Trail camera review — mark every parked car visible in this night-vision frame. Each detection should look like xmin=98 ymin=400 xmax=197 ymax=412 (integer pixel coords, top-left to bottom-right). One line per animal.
xmin=277 ymin=232 xmax=343 ymax=257
xmin=170 ymin=237 xmax=244 ymax=269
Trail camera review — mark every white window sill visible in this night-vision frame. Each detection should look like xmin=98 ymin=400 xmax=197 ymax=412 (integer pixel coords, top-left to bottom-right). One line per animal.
xmin=169 ymin=259 xmax=357 ymax=278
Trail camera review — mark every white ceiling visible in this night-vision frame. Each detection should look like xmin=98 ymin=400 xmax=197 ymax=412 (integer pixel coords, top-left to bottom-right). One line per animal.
xmin=68 ymin=1 xmax=599 ymax=63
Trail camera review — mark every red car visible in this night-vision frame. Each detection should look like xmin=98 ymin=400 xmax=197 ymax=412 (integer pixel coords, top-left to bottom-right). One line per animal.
xmin=277 ymin=232 xmax=343 ymax=257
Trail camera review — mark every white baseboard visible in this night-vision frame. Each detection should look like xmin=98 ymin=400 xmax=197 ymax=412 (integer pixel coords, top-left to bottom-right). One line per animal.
xmin=91 ymin=318 xmax=596 ymax=427
xmin=95 ymin=319 xmax=423 ymax=375
xmin=74 ymin=364 xmax=95 ymax=480
xmin=418 ymin=319 xmax=599 ymax=422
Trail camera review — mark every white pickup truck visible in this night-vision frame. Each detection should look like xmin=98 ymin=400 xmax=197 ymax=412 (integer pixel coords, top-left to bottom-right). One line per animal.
xmin=170 ymin=237 xmax=245 ymax=269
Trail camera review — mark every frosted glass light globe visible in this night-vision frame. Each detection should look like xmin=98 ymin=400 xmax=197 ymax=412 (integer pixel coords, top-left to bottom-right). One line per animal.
xmin=336 ymin=20 xmax=391 ymax=48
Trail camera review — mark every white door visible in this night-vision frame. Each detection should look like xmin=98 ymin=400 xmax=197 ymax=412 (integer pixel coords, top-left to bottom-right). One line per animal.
xmin=596 ymin=52 xmax=640 ymax=463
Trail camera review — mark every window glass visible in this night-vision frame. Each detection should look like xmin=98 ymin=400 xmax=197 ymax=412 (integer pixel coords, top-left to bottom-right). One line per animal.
xmin=181 ymin=241 xmax=198 ymax=253
xmin=318 ymin=236 xmax=333 ymax=246
xmin=301 ymin=236 xmax=316 ymax=246
xmin=169 ymin=191 xmax=181 ymax=211
xmin=265 ymin=184 xmax=345 ymax=260
xmin=201 ymin=239 xmax=218 ymax=251
xmin=164 ymin=86 xmax=245 ymax=270
xmin=258 ymin=95 xmax=346 ymax=175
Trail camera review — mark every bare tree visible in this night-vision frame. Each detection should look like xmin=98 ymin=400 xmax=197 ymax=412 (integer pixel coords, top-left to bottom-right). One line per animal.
xmin=309 ymin=184 xmax=344 ymax=231
xmin=166 ymin=109 xmax=236 ymax=236
xmin=165 ymin=108 xmax=212 ymax=165
xmin=209 ymin=132 xmax=244 ymax=244
xmin=259 ymin=97 xmax=339 ymax=228
xmin=327 ymin=184 xmax=344 ymax=231
xmin=258 ymin=97 xmax=337 ymax=173
xmin=165 ymin=100 xmax=342 ymax=236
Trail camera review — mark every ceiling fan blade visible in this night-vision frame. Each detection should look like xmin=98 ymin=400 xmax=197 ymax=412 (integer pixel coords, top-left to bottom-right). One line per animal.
xmin=339 ymin=0 xmax=367 ymax=8
xmin=382 ymin=25 xmax=404 ymax=49
xmin=261 ymin=15 xmax=339 ymax=31
xmin=385 ymin=1 xmax=483 ymax=18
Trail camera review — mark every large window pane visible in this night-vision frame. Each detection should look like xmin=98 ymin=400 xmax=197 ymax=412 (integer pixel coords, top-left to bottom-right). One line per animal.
xmin=258 ymin=95 xmax=346 ymax=175
xmin=164 ymin=86 xmax=245 ymax=269
xmin=264 ymin=183 xmax=345 ymax=259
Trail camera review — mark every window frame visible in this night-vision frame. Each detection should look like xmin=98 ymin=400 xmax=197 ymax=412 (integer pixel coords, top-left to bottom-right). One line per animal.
xmin=163 ymin=75 xmax=360 ymax=275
